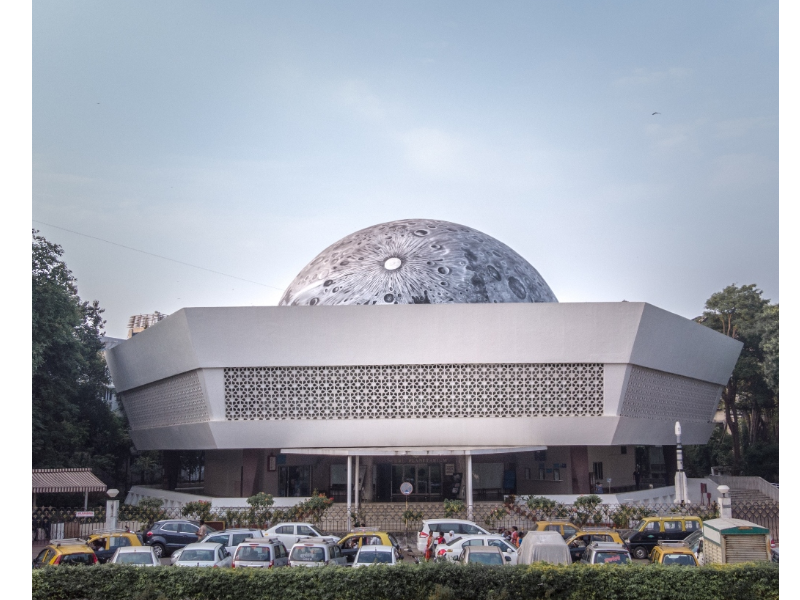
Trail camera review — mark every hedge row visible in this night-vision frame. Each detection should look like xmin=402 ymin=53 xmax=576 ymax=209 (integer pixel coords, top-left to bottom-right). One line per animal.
xmin=32 ymin=562 xmax=778 ymax=600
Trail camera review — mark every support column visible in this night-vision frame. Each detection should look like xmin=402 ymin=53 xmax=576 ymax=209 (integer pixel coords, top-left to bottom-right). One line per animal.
xmin=84 ymin=491 xmax=88 ymax=511
xmin=241 ymin=449 xmax=260 ymax=498
xmin=346 ymin=456 xmax=352 ymax=531
xmin=570 ymin=446 xmax=591 ymax=494
xmin=466 ymin=454 xmax=473 ymax=521
xmin=354 ymin=455 xmax=360 ymax=512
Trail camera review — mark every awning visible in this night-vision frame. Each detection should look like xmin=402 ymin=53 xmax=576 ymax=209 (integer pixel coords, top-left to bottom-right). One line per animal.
xmin=32 ymin=468 xmax=107 ymax=494
xmin=280 ymin=445 xmax=546 ymax=456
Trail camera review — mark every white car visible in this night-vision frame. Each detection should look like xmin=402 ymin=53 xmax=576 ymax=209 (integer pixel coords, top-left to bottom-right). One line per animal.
xmin=263 ymin=523 xmax=339 ymax=549
xmin=435 ymin=534 xmax=518 ymax=564
xmin=201 ymin=529 xmax=263 ymax=555
xmin=417 ymin=519 xmax=490 ymax=552
xmin=288 ymin=537 xmax=347 ymax=567
xmin=352 ymin=544 xmax=399 ymax=568
xmin=232 ymin=537 xmax=290 ymax=569
xmin=173 ymin=542 xmax=232 ymax=568
xmin=109 ymin=546 xmax=159 ymax=566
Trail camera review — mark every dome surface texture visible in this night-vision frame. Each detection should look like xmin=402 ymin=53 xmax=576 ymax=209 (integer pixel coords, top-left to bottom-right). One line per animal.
xmin=279 ymin=219 xmax=557 ymax=306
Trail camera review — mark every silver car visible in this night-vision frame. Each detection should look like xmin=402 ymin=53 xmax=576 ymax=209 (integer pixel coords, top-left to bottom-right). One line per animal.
xmin=263 ymin=523 xmax=339 ymax=549
xmin=436 ymin=535 xmax=517 ymax=564
xmin=289 ymin=537 xmax=347 ymax=567
xmin=232 ymin=537 xmax=289 ymax=569
xmin=109 ymin=546 xmax=159 ymax=567
xmin=352 ymin=544 xmax=399 ymax=568
xmin=201 ymin=529 xmax=263 ymax=556
xmin=173 ymin=542 xmax=232 ymax=568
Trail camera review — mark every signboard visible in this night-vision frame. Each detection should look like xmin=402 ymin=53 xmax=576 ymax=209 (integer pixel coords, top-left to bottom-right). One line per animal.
xmin=445 ymin=463 xmax=455 ymax=476
xmin=400 ymin=482 xmax=413 ymax=495
xmin=75 ymin=511 xmax=95 ymax=518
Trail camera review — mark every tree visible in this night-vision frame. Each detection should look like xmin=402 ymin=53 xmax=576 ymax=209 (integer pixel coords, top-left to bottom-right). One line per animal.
xmin=32 ymin=230 xmax=130 ymax=484
xmin=696 ymin=284 xmax=778 ymax=475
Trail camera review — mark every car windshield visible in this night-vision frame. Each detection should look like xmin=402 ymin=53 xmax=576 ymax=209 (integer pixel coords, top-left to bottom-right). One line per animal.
xmin=594 ymin=552 xmax=630 ymax=564
xmin=180 ymin=550 xmax=216 ymax=562
xmin=117 ymin=553 xmax=154 ymax=565
xmin=662 ymin=554 xmax=696 ymax=566
xmin=236 ymin=547 xmax=271 ymax=562
xmin=357 ymin=551 xmax=393 ymax=564
xmin=60 ymin=553 xmax=94 ymax=565
xmin=469 ymin=552 xmax=503 ymax=565
xmin=291 ymin=547 xmax=325 ymax=562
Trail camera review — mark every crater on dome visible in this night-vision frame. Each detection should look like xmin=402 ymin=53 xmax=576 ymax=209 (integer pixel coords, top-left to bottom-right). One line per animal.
xmin=279 ymin=219 xmax=558 ymax=306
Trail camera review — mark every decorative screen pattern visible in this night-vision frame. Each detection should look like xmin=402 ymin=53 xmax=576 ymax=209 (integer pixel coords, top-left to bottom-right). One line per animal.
xmin=224 ymin=363 xmax=603 ymax=420
xmin=620 ymin=366 xmax=722 ymax=422
xmin=121 ymin=370 xmax=209 ymax=430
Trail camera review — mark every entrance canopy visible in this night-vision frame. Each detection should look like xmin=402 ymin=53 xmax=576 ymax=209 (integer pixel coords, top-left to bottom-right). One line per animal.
xmin=280 ymin=445 xmax=546 ymax=456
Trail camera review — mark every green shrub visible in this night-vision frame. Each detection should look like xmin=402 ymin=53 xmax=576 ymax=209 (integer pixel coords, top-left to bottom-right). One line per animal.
xmin=443 ymin=499 xmax=465 ymax=517
xmin=32 ymin=560 xmax=778 ymax=600
xmin=181 ymin=500 xmax=212 ymax=521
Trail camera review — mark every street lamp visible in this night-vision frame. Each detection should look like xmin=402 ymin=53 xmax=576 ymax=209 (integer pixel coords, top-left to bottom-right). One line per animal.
xmin=106 ymin=489 xmax=120 ymax=530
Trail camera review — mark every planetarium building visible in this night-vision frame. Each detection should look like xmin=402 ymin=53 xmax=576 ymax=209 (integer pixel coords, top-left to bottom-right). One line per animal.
xmin=106 ymin=219 xmax=741 ymax=508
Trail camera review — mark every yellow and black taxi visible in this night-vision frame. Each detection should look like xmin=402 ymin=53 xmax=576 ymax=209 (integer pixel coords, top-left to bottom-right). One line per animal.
xmin=649 ymin=541 xmax=699 ymax=566
xmin=623 ymin=516 xmax=702 ymax=560
xmin=85 ymin=530 xmax=143 ymax=563
xmin=32 ymin=538 xmax=98 ymax=567
xmin=337 ymin=529 xmax=404 ymax=563
xmin=565 ymin=529 xmax=625 ymax=562
xmin=531 ymin=521 xmax=580 ymax=540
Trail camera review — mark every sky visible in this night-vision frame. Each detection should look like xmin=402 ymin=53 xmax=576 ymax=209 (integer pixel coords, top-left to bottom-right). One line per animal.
xmin=31 ymin=0 xmax=779 ymax=339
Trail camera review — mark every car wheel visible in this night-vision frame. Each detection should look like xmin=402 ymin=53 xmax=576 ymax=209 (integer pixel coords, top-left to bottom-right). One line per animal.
xmin=632 ymin=546 xmax=648 ymax=560
xmin=151 ymin=543 xmax=165 ymax=559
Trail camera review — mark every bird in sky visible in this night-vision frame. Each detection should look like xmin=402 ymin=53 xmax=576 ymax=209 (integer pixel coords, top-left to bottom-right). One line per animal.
xmin=652 ymin=112 xmax=661 ymax=115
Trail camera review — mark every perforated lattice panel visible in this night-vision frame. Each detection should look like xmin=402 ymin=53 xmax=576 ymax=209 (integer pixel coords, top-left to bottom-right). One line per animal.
xmin=224 ymin=363 xmax=603 ymax=420
xmin=121 ymin=370 xmax=209 ymax=430
xmin=620 ymin=366 xmax=722 ymax=422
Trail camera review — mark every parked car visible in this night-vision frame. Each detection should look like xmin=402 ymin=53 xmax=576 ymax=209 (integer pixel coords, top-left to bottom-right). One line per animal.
xmin=202 ymin=529 xmax=263 ymax=555
xmin=338 ymin=530 xmax=403 ymax=563
xmin=623 ymin=516 xmax=702 ymax=560
xmin=565 ymin=530 xmax=625 ymax=562
xmin=263 ymin=523 xmax=339 ymax=549
xmin=232 ymin=537 xmax=289 ymax=569
xmin=416 ymin=519 xmax=490 ymax=552
xmin=289 ymin=537 xmax=348 ymax=567
xmin=352 ymin=544 xmax=400 ymax=567
xmin=460 ymin=545 xmax=506 ymax=565
xmin=109 ymin=546 xmax=159 ymax=567
xmin=32 ymin=539 xmax=97 ymax=568
xmin=580 ymin=542 xmax=632 ymax=565
xmin=517 ymin=531 xmax=571 ymax=565
xmin=85 ymin=530 xmax=143 ymax=563
xmin=143 ymin=519 xmax=215 ymax=558
xmin=649 ymin=541 xmax=698 ymax=566
xmin=530 ymin=521 xmax=581 ymax=540
xmin=436 ymin=534 xmax=518 ymax=564
xmin=173 ymin=542 xmax=232 ymax=568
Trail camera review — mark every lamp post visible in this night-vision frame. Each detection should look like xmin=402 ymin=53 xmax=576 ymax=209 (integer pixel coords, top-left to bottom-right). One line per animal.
xmin=105 ymin=489 xmax=120 ymax=530
xmin=674 ymin=422 xmax=690 ymax=505
xmin=717 ymin=485 xmax=732 ymax=519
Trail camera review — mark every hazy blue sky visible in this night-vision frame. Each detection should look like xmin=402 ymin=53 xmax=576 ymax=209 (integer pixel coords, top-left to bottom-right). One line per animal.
xmin=32 ymin=0 xmax=778 ymax=339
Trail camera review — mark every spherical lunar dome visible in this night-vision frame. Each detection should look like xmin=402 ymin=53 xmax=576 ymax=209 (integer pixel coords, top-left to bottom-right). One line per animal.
xmin=279 ymin=219 xmax=558 ymax=306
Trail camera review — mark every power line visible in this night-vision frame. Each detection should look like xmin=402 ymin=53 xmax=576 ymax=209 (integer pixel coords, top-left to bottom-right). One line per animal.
xmin=32 ymin=220 xmax=285 ymax=291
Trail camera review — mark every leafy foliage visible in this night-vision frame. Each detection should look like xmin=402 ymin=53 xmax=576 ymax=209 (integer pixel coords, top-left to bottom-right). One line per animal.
xmin=181 ymin=501 xmax=212 ymax=521
xmin=32 ymin=231 xmax=129 ymax=485
xmin=443 ymin=499 xmax=465 ymax=517
xmin=32 ymin=561 xmax=779 ymax=600
xmin=246 ymin=492 xmax=275 ymax=528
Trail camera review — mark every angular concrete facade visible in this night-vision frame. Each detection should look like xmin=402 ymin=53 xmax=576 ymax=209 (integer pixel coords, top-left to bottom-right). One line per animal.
xmin=106 ymin=302 xmax=741 ymax=455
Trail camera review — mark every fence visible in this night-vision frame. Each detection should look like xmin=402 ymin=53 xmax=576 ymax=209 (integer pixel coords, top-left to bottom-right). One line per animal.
xmin=32 ymin=499 xmax=726 ymax=542
xmin=731 ymin=500 xmax=779 ymax=542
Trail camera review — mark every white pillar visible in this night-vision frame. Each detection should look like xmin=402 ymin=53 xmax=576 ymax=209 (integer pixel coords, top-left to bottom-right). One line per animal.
xmin=346 ymin=456 xmax=352 ymax=531
xmin=466 ymin=454 xmax=473 ymax=521
xmin=84 ymin=491 xmax=89 ymax=511
xmin=354 ymin=455 xmax=360 ymax=512
xmin=105 ymin=499 xmax=119 ymax=530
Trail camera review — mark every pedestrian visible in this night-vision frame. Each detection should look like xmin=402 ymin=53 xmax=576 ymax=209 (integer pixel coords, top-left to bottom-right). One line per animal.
xmin=445 ymin=529 xmax=456 ymax=544
xmin=510 ymin=526 xmax=520 ymax=548
xmin=196 ymin=520 xmax=208 ymax=541
xmin=425 ymin=530 xmax=436 ymax=561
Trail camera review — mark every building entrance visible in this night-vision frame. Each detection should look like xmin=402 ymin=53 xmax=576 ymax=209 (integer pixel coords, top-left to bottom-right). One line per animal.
xmin=390 ymin=463 xmax=443 ymax=501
